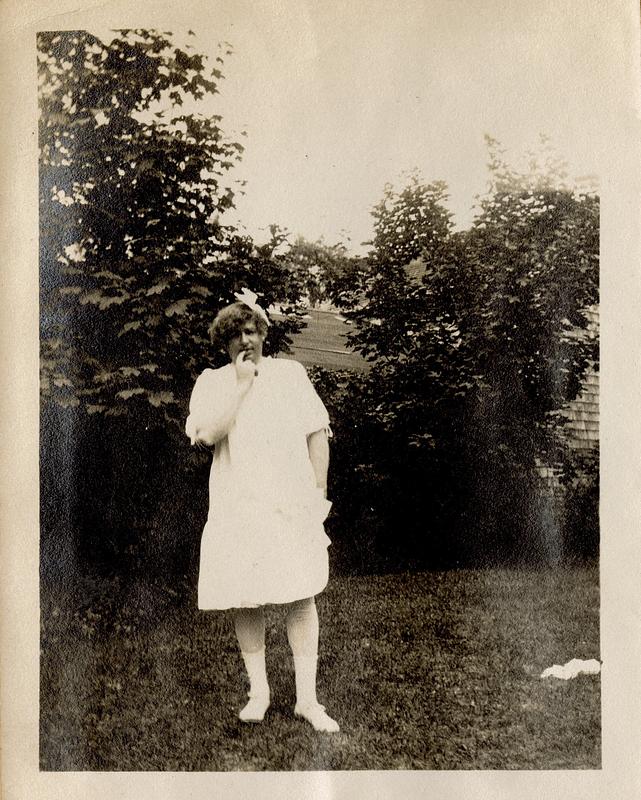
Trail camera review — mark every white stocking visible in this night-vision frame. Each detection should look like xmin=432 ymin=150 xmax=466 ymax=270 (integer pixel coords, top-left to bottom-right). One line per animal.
xmin=286 ymin=597 xmax=339 ymax=732
xmin=286 ymin=597 xmax=319 ymax=706
xmin=233 ymin=607 xmax=270 ymax=721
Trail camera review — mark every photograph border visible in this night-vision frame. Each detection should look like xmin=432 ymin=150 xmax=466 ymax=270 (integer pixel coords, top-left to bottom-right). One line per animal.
xmin=2 ymin=1 xmax=640 ymax=797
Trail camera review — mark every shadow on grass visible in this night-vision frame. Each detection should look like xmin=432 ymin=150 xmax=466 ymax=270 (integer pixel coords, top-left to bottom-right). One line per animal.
xmin=40 ymin=565 xmax=600 ymax=771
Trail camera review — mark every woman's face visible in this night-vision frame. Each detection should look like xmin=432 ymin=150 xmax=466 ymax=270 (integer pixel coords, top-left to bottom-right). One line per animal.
xmin=226 ymin=319 xmax=265 ymax=364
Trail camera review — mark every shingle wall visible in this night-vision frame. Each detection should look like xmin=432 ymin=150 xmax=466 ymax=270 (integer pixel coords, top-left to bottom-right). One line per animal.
xmin=557 ymin=305 xmax=599 ymax=452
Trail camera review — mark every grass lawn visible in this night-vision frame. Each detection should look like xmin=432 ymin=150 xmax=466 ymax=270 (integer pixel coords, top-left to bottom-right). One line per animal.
xmin=40 ymin=564 xmax=600 ymax=771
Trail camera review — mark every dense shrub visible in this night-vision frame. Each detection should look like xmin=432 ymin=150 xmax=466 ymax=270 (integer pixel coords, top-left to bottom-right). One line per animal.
xmin=308 ymin=366 xmax=598 ymax=574
xmin=41 ymin=402 xmax=208 ymax=609
xmin=561 ymin=448 xmax=599 ymax=562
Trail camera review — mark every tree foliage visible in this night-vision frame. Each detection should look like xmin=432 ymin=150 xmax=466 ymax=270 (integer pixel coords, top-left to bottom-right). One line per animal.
xmin=325 ymin=144 xmax=599 ymax=566
xmin=463 ymin=136 xmax=599 ymax=463
xmin=282 ymin=236 xmax=367 ymax=309
xmin=344 ymin=144 xmax=598 ymax=451
xmin=39 ymin=29 xmax=305 ymax=420
xmin=348 ymin=174 xmax=455 ymax=361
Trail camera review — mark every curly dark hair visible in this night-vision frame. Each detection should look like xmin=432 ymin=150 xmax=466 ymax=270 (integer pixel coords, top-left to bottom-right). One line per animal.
xmin=208 ymin=302 xmax=268 ymax=347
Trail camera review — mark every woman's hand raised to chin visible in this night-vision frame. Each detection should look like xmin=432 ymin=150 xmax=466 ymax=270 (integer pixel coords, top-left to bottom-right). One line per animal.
xmin=235 ymin=350 xmax=257 ymax=388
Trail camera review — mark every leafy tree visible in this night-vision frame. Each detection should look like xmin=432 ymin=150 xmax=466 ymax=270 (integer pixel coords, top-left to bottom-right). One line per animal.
xmin=327 ymin=145 xmax=599 ymax=566
xmin=319 ymin=176 xmax=470 ymax=567
xmin=38 ymin=29 xmax=310 ymax=595
xmin=284 ymin=236 xmax=367 ymax=308
xmin=39 ymin=29 xmax=304 ymax=421
xmin=464 ymin=136 xmax=599 ymax=465
xmin=345 ymin=174 xmax=466 ymax=434
xmin=347 ymin=174 xmax=455 ymax=361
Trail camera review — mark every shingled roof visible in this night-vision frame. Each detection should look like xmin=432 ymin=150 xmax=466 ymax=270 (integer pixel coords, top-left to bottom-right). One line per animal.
xmin=276 ymin=308 xmax=370 ymax=372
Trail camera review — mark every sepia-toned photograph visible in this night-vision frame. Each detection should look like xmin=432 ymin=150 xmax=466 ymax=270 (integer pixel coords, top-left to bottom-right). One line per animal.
xmin=35 ymin=1 xmax=609 ymax=776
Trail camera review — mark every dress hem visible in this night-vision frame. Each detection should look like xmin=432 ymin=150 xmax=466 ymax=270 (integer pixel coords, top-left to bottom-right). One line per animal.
xmin=197 ymin=585 xmax=328 ymax=611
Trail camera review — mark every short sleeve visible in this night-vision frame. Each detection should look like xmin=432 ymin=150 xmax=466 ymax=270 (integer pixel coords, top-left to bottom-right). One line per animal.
xmin=185 ymin=367 xmax=233 ymax=444
xmin=290 ymin=361 xmax=331 ymax=436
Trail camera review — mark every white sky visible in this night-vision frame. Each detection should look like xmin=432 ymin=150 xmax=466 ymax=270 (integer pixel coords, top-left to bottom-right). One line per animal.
xmin=106 ymin=1 xmax=622 ymax=252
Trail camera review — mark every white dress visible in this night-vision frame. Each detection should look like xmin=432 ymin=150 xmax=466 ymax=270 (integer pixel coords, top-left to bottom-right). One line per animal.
xmin=186 ymin=357 xmax=332 ymax=609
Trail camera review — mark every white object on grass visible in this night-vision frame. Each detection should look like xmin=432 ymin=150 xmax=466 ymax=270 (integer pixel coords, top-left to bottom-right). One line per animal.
xmin=540 ymin=658 xmax=601 ymax=680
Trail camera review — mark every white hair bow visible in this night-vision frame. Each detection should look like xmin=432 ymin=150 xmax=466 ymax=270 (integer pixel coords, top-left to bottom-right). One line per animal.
xmin=234 ymin=287 xmax=270 ymax=326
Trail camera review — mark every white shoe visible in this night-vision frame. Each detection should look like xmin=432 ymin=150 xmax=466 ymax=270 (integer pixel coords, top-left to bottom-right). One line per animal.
xmin=239 ymin=694 xmax=270 ymax=723
xmin=294 ymin=702 xmax=340 ymax=733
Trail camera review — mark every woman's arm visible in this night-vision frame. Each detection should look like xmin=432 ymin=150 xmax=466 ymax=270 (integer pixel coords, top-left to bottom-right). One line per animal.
xmin=191 ymin=383 xmax=248 ymax=446
xmin=187 ymin=353 xmax=255 ymax=446
xmin=307 ymin=428 xmax=329 ymax=496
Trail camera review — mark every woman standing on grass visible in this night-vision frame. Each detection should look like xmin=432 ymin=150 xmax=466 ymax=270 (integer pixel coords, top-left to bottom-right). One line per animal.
xmin=185 ymin=289 xmax=339 ymax=733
